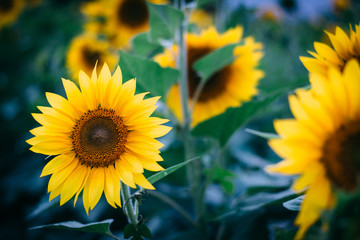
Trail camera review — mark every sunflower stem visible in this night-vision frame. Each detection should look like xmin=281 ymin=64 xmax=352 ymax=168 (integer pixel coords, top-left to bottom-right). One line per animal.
xmin=175 ymin=0 xmax=204 ymax=229
xmin=121 ymin=183 xmax=138 ymax=226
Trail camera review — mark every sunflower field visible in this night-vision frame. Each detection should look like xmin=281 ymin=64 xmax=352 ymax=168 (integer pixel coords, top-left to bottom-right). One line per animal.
xmin=1 ymin=0 xmax=360 ymax=239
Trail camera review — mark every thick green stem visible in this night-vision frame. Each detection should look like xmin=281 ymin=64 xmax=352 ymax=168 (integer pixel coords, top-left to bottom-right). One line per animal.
xmin=121 ymin=182 xmax=138 ymax=226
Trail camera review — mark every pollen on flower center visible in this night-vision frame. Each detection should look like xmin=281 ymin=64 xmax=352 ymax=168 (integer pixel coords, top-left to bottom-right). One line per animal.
xmin=117 ymin=0 xmax=149 ymax=27
xmin=82 ymin=47 xmax=101 ymax=68
xmin=187 ymin=47 xmax=230 ymax=102
xmin=321 ymin=120 xmax=360 ymax=191
xmin=71 ymin=107 xmax=129 ymax=168
xmin=0 ymin=0 xmax=13 ymax=11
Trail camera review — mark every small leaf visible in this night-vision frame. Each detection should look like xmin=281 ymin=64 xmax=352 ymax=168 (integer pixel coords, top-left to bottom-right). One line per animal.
xmin=245 ymin=128 xmax=280 ymax=139
xmin=193 ymin=43 xmax=239 ymax=83
xmin=138 ymin=224 xmax=153 ymax=238
xmin=283 ymin=195 xmax=304 ymax=211
xmin=147 ymin=156 xmax=199 ymax=184
xmin=220 ymin=180 xmax=235 ymax=194
xmin=30 ymin=219 xmax=117 ymax=239
xmin=147 ymin=3 xmax=184 ymax=43
xmin=192 ymin=93 xmax=280 ymax=146
xmin=119 ymin=51 xmax=179 ymax=98
xmin=124 ymin=224 xmax=137 ymax=239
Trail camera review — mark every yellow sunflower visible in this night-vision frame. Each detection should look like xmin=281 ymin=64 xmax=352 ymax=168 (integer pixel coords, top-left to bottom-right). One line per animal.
xmin=27 ymin=63 xmax=171 ymax=213
xmin=300 ymin=23 xmax=360 ymax=78
xmin=189 ymin=9 xmax=213 ymax=30
xmin=267 ymin=60 xmax=360 ymax=239
xmin=99 ymin=0 xmax=167 ymax=48
xmin=154 ymin=26 xmax=264 ymax=127
xmin=66 ymin=35 xmax=119 ymax=81
xmin=0 ymin=0 xmax=25 ymax=30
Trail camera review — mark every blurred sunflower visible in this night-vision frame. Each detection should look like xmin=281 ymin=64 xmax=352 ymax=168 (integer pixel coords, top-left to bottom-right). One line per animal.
xmin=267 ymin=60 xmax=360 ymax=239
xmin=189 ymin=9 xmax=213 ymax=30
xmin=82 ymin=0 xmax=167 ymax=48
xmin=300 ymin=23 xmax=360 ymax=78
xmin=66 ymin=35 xmax=118 ymax=81
xmin=154 ymin=26 xmax=264 ymax=127
xmin=27 ymin=63 xmax=171 ymax=213
xmin=0 ymin=0 xmax=25 ymax=30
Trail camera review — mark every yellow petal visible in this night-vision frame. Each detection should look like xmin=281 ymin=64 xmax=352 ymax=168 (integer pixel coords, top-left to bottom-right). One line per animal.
xmin=41 ymin=153 xmax=75 ymax=177
xmin=45 ymin=92 xmax=79 ymax=119
xmin=115 ymin=162 xmax=136 ymax=188
xmin=133 ymin=173 xmax=155 ymax=190
xmin=104 ymin=166 xmax=118 ymax=208
xmin=47 ymin=159 xmax=78 ymax=192
xmin=120 ymin=153 xmax=144 ymax=173
xmin=88 ymin=168 xmax=105 ymax=210
xmin=60 ymin=165 xmax=88 ymax=205
xmin=62 ymin=78 xmax=87 ymax=113
xmin=79 ymin=70 xmax=98 ymax=110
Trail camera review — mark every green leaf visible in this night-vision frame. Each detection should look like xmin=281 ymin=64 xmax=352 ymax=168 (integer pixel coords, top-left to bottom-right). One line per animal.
xmin=245 ymin=128 xmax=280 ymax=139
xmin=147 ymin=156 xmax=199 ymax=184
xmin=193 ymin=43 xmax=239 ymax=83
xmin=119 ymin=50 xmax=179 ymax=99
xmin=220 ymin=180 xmax=235 ymax=194
xmin=131 ymin=33 xmax=163 ymax=58
xmin=30 ymin=219 xmax=118 ymax=239
xmin=283 ymin=195 xmax=304 ymax=211
xmin=147 ymin=2 xmax=184 ymax=44
xmin=124 ymin=224 xmax=137 ymax=239
xmin=138 ymin=224 xmax=153 ymax=238
xmin=192 ymin=93 xmax=280 ymax=146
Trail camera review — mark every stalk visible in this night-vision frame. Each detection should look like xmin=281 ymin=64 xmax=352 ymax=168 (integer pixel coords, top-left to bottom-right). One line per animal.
xmin=121 ymin=182 xmax=138 ymax=226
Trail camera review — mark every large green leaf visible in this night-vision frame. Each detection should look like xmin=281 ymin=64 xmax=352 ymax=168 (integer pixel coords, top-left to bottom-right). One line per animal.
xmin=192 ymin=93 xmax=280 ymax=146
xmin=193 ymin=43 xmax=239 ymax=83
xmin=131 ymin=33 xmax=163 ymax=58
xmin=283 ymin=195 xmax=304 ymax=211
xmin=119 ymin=51 xmax=179 ymax=99
xmin=30 ymin=219 xmax=118 ymax=239
xmin=147 ymin=2 xmax=184 ymax=44
xmin=147 ymin=156 xmax=199 ymax=184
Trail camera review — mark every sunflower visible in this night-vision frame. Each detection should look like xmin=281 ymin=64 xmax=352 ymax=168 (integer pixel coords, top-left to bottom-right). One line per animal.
xmin=189 ymin=9 xmax=213 ymax=30
xmin=66 ymin=35 xmax=119 ymax=81
xmin=0 ymin=0 xmax=25 ymax=30
xmin=154 ymin=26 xmax=264 ymax=127
xmin=267 ymin=60 xmax=360 ymax=239
xmin=300 ymin=23 xmax=360 ymax=78
xmin=90 ymin=0 xmax=167 ymax=48
xmin=27 ymin=63 xmax=171 ymax=213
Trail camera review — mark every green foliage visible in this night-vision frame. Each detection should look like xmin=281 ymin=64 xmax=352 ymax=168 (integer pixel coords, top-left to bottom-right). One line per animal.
xmin=245 ymin=128 xmax=280 ymax=139
xmin=193 ymin=43 xmax=239 ymax=83
xmin=124 ymin=223 xmax=153 ymax=240
xmin=205 ymin=167 xmax=236 ymax=194
xmin=147 ymin=2 xmax=184 ymax=44
xmin=30 ymin=219 xmax=118 ymax=239
xmin=192 ymin=93 xmax=280 ymax=146
xmin=131 ymin=33 xmax=163 ymax=58
xmin=119 ymin=50 xmax=179 ymax=99
xmin=147 ymin=156 xmax=199 ymax=184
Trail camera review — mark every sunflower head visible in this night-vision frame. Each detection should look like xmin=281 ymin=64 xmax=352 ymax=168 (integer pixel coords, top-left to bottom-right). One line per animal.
xmin=267 ymin=60 xmax=360 ymax=239
xmin=300 ymin=23 xmax=360 ymax=78
xmin=27 ymin=63 xmax=171 ymax=213
xmin=0 ymin=0 xmax=25 ymax=30
xmin=154 ymin=26 xmax=264 ymax=127
xmin=66 ymin=35 xmax=118 ymax=81
xmin=104 ymin=0 xmax=167 ymax=48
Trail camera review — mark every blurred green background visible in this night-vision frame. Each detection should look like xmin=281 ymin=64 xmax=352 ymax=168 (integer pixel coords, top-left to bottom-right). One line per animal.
xmin=0 ymin=0 xmax=359 ymax=239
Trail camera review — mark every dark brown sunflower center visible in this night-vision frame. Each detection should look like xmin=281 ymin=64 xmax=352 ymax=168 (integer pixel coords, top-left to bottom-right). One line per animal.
xmin=0 ymin=0 xmax=13 ymax=11
xmin=320 ymin=120 xmax=360 ymax=191
xmin=71 ymin=107 xmax=129 ymax=168
xmin=82 ymin=47 xmax=101 ymax=68
xmin=117 ymin=0 xmax=149 ymax=27
xmin=187 ymin=47 xmax=230 ymax=102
